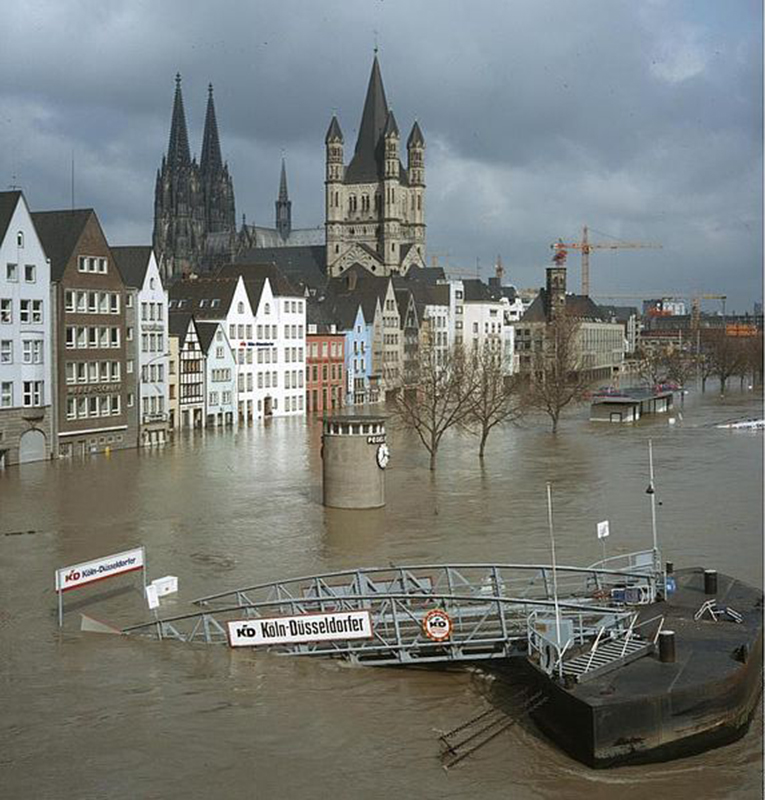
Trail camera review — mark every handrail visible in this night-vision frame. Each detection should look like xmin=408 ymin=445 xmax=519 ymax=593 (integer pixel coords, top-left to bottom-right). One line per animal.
xmin=192 ymin=562 xmax=657 ymax=605
xmin=621 ymin=613 xmax=638 ymax=657
xmin=584 ymin=626 xmax=606 ymax=673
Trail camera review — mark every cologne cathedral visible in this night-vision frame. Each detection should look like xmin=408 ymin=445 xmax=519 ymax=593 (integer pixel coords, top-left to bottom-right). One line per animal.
xmin=152 ymin=75 xmax=236 ymax=281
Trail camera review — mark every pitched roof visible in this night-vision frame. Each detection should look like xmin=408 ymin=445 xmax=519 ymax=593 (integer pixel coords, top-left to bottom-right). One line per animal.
xmin=111 ymin=246 xmax=153 ymax=289
xmin=521 ymin=290 xmax=607 ymax=323
xmin=0 ymin=190 xmax=22 ymax=243
xmin=168 ymin=311 xmax=194 ymax=346
xmin=325 ymin=115 xmax=344 ymax=144
xmin=218 ymin=261 xmax=300 ymax=297
xmin=462 ymin=279 xmax=496 ymax=302
xmin=407 ymin=121 xmax=424 ymax=148
xmin=169 ymin=276 xmax=239 ymax=317
xmin=233 ymin=246 xmax=326 ymax=292
xmin=30 ymin=209 xmax=94 ymax=281
xmin=195 ymin=320 xmax=220 ymax=354
xmin=598 ymin=304 xmax=639 ymax=323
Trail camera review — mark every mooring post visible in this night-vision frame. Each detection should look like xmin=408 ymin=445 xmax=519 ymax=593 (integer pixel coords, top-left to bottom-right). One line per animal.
xmin=658 ymin=630 xmax=676 ymax=663
xmin=704 ymin=569 xmax=718 ymax=595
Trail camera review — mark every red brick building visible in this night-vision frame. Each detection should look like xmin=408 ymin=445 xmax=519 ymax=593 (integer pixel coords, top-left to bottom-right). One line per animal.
xmin=305 ymin=331 xmax=345 ymax=416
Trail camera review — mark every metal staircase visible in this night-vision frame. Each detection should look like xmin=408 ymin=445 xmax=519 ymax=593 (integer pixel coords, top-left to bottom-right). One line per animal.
xmin=561 ymin=637 xmax=653 ymax=683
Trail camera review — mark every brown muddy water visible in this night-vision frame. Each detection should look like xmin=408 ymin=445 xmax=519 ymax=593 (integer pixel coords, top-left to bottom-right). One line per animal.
xmin=1 ymin=384 xmax=762 ymax=799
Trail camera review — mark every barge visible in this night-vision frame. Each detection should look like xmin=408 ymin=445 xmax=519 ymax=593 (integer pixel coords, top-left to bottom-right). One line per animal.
xmin=521 ymin=566 xmax=763 ymax=767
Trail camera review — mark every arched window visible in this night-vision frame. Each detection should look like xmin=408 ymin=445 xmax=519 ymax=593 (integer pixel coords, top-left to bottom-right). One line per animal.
xmin=237 ymin=301 xmax=244 ymax=313
xmin=265 ymin=303 xmax=270 ymax=314
xmin=417 ymin=195 xmax=422 ymax=211
xmin=16 ymin=231 xmax=23 ymax=248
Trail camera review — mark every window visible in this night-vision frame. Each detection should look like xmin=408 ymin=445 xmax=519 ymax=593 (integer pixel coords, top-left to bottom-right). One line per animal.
xmin=88 ymin=362 xmax=99 ymax=383
xmin=238 ymin=301 xmax=244 ymax=313
xmin=88 ymin=292 xmax=97 ymax=314
xmin=98 ymin=258 xmax=107 ymax=274
xmin=66 ymin=363 xmax=76 ymax=384
xmin=1 ymin=382 xmax=12 ymax=408
xmin=22 ymin=340 xmax=43 ymax=364
xmin=22 ymin=381 xmax=43 ymax=407
xmin=24 ymin=264 xmax=35 ymax=283
xmin=6 ymin=263 xmax=18 ymax=282
xmin=89 ymin=397 xmax=98 ymax=416
xmin=0 ymin=340 xmax=12 ymax=364
xmin=0 ymin=299 xmax=11 ymax=323
xmin=265 ymin=303 xmax=270 ymax=315
xmin=229 ymin=324 xmax=235 ymax=339
xmin=126 ymin=294 xmax=133 ymax=308
xmin=66 ymin=397 xmax=76 ymax=419
xmin=19 ymin=300 xmax=30 ymax=323
xmin=111 ymin=395 xmax=120 ymax=415
xmin=127 ymin=393 xmax=134 ymax=407
xmin=31 ymin=300 xmax=42 ymax=323
xmin=16 ymin=231 xmax=24 ymax=248
xmin=110 ymin=294 xmax=119 ymax=314
xmin=110 ymin=328 xmax=120 ymax=347
xmin=126 ymin=359 xmax=133 ymax=374
xmin=127 ymin=327 xmax=133 ymax=341
xmin=88 ymin=327 xmax=98 ymax=348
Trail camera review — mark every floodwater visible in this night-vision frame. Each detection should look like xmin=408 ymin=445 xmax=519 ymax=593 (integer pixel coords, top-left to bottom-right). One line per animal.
xmin=1 ymin=383 xmax=762 ymax=799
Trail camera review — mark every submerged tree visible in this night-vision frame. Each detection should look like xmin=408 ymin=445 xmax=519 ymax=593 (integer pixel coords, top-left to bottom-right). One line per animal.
xmin=706 ymin=330 xmax=746 ymax=394
xmin=393 ymin=343 xmax=476 ymax=471
xmin=467 ymin=340 xmax=524 ymax=458
xmin=524 ymin=311 xmax=590 ymax=434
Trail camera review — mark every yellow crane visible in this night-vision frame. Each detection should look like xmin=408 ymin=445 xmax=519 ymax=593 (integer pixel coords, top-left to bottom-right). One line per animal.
xmin=551 ymin=225 xmax=662 ymax=296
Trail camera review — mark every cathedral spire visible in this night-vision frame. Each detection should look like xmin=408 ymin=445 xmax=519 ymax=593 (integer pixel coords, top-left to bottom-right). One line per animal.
xmin=278 ymin=157 xmax=289 ymax=202
xmin=167 ymin=73 xmax=191 ymax=168
xmin=200 ymin=83 xmax=223 ymax=176
xmin=276 ymin=156 xmax=292 ymax=240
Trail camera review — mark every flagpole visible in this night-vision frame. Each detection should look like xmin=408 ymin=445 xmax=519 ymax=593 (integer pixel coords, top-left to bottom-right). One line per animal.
xmin=647 ymin=439 xmax=659 ymax=574
xmin=546 ymin=482 xmax=562 ymax=650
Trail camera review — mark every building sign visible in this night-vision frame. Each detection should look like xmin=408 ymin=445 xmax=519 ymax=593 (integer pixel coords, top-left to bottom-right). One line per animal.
xmin=367 ymin=434 xmax=386 ymax=445
xmin=55 ymin=547 xmax=145 ymax=593
xmin=227 ymin=610 xmax=373 ymax=648
xmin=423 ymin=609 xmax=452 ymax=642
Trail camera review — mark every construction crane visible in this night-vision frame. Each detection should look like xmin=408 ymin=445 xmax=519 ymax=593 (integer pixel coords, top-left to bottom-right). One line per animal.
xmin=691 ymin=294 xmax=727 ymax=330
xmin=551 ymin=226 xmax=662 ymax=297
xmin=494 ymin=255 xmax=505 ymax=284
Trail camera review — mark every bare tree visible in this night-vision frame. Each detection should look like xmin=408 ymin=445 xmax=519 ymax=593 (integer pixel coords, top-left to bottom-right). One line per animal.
xmin=524 ymin=312 xmax=590 ymax=434
xmin=706 ymin=330 xmax=746 ymax=394
xmin=664 ymin=348 xmax=696 ymax=389
xmin=393 ymin=343 xmax=476 ymax=471
xmin=633 ymin=344 xmax=670 ymax=388
xmin=467 ymin=340 xmax=524 ymax=458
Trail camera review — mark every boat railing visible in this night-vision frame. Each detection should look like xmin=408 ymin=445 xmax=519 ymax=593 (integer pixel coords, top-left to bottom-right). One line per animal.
xmin=588 ymin=549 xmax=658 ymax=578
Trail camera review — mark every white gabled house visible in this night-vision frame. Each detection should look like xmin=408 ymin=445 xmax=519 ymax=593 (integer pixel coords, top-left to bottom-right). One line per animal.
xmin=197 ymin=321 xmax=236 ymax=427
xmin=0 ymin=190 xmax=54 ymax=465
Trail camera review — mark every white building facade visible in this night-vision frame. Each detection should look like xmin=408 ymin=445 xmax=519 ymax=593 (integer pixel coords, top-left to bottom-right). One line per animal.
xmin=0 ymin=191 xmax=54 ymax=466
xmin=198 ymin=321 xmax=236 ymax=426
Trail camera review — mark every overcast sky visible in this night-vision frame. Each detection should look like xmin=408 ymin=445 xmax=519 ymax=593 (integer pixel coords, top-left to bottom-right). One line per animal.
xmin=1 ymin=0 xmax=761 ymax=310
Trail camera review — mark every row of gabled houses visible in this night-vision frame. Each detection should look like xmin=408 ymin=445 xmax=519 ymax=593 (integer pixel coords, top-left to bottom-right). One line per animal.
xmin=2 ymin=184 xmax=630 ymax=468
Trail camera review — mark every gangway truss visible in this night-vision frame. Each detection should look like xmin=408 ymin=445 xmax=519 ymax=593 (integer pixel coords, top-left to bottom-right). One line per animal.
xmin=122 ymin=560 xmax=658 ymax=668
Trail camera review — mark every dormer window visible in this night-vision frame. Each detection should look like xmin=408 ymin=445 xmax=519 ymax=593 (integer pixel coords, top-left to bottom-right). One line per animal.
xmin=265 ymin=303 xmax=270 ymax=315
xmin=199 ymin=299 xmax=208 ymax=308
xmin=16 ymin=232 xmax=24 ymax=248
xmin=149 ymin=277 xmax=156 ymax=290
xmin=211 ymin=299 xmax=220 ymax=308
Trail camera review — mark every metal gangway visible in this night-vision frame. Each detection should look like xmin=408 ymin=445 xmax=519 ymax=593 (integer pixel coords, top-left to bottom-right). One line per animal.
xmin=122 ymin=558 xmax=659 ymax=667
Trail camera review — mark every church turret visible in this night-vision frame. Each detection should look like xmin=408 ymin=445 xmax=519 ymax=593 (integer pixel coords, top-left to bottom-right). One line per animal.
xmin=383 ymin=109 xmax=399 ymax=179
xmin=407 ymin=121 xmax=425 ymax=247
xmin=276 ymin=158 xmax=292 ymax=240
xmin=199 ymin=83 xmax=235 ymax=246
xmin=200 ymin=83 xmax=223 ymax=177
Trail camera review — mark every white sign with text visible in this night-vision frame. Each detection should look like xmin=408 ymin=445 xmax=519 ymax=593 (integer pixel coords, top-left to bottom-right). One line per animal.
xmin=227 ymin=611 xmax=373 ymax=648
xmin=55 ymin=547 xmax=145 ymax=593
xmin=597 ymin=520 xmax=610 ymax=540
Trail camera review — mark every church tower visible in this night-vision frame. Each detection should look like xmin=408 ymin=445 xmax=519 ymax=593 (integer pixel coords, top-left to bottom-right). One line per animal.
xmin=324 ymin=55 xmax=426 ymax=278
xmin=153 ymin=74 xmax=204 ymax=281
xmin=275 ymin=158 xmax=292 ymax=240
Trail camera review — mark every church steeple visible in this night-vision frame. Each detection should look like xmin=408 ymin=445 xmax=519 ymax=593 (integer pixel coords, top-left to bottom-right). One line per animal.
xmin=200 ymin=84 xmax=223 ymax=176
xmin=276 ymin=157 xmax=292 ymax=240
xmin=167 ymin=73 xmax=191 ymax=168
xmin=345 ymin=55 xmax=390 ymax=183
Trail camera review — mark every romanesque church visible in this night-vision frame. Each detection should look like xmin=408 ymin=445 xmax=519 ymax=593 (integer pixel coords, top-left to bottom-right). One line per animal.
xmin=153 ymin=56 xmax=426 ymax=282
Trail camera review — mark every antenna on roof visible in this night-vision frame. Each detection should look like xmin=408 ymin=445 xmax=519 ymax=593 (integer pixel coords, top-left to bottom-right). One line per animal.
xmin=8 ymin=173 xmax=21 ymax=191
xmin=373 ymin=30 xmax=379 ymax=55
xmin=70 ymin=150 xmax=75 ymax=212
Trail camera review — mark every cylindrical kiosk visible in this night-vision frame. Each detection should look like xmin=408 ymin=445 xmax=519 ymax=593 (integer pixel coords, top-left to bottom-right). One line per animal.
xmin=322 ymin=415 xmax=388 ymax=509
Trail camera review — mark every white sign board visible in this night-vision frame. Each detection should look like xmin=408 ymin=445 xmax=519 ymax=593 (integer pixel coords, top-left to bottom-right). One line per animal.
xmin=597 ymin=520 xmax=610 ymax=540
xmin=227 ymin=611 xmax=373 ymax=648
xmin=55 ymin=547 xmax=145 ymax=593
xmin=145 ymin=584 xmax=160 ymax=610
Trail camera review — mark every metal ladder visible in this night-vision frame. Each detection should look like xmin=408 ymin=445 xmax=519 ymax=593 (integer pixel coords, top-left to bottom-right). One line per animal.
xmin=439 ymin=690 xmax=548 ymax=769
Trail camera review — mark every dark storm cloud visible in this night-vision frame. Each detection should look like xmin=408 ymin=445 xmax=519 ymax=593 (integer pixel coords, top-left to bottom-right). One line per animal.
xmin=0 ymin=0 xmax=761 ymax=308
